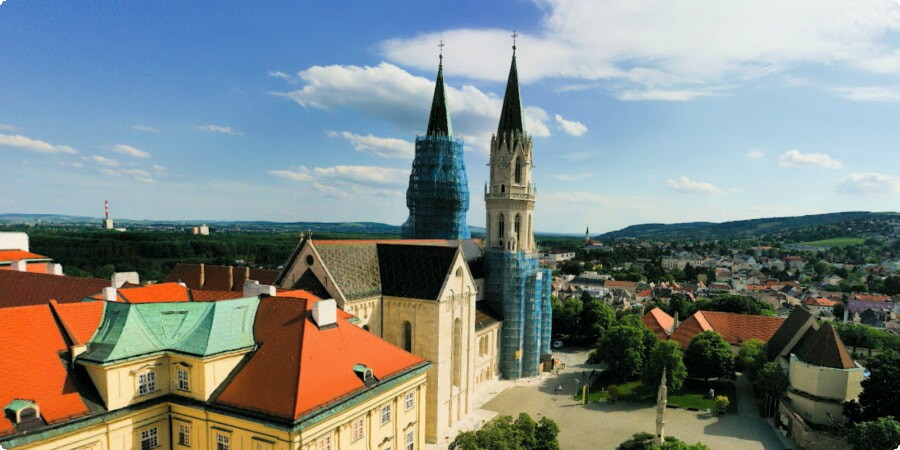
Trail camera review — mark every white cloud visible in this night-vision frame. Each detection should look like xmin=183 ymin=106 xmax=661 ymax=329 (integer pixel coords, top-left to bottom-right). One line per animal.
xmin=0 ymin=124 xmax=19 ymax=131
xmin=90 ymin=155 xmax=120 ymax=167
xmin=778 ymin=149 xmax=842 ymax=169
xmin=554 ymin=114 xmax=587 ymax=136
xmin=747 ymin=149 xmax=765 ymax=159
xmin=551 ymin=172 xmax=594 ymax=182
xmin=616 ymin=89 xmax=715 ymax=101
xmin=192 ymin=124 xmax=243 ymax=136
xmin=274 ymin=62 xmax=553 ymax=153
xmin=270 ymin=164 xmax=409 ymax=199
xmin=130 ymin=124 xmax=159 ymax=133
xmin=109 ymin=144 xmax=151 ymax=159
xmin=837 ymin=173 xmax=900 ymax=195
xmin=0 ymin=133 xmax=79 ymax=154
xmin=269 ymin=70 xmax=295 ymax=83
xmin=834 ymin=86 xmax=900 ymax=102
xmin=665 ymin=176 xmax=723 ymax=194
xmin=327 ymin=131 xmax=414 ymax=159
xmin=378 ymin=1 xmax=900 ymax=100
xmin=153 ymin=165 xmax=167 ymax=172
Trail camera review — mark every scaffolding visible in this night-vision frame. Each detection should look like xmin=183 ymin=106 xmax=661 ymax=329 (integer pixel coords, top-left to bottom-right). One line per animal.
xmin=485 ymin=250 xmax=553 ymax=379
xmin=401 ymin=135 xmax=471 ymax=240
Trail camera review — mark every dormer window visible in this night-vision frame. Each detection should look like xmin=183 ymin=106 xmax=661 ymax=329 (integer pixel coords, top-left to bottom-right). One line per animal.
xmin=4 ymin=400 xmax=42 ymax=429
xmin=138 ymin=370 xmax=157 ymax=396
xmin=354 ymin=364 xmax=378 ymax=387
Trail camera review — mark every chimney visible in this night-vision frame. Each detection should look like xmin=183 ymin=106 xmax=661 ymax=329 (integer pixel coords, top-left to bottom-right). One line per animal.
xmin=312 ymin=299 xmax=337 ymax=329
xmin=243 ymin=279 xmax=276 ymax=298
xmin=10 ymin=260 xmax=27 ymax=272
xmin=198 ymin=264 xmax=205 ymax=289
xmin=102 ymin=287 xmax=118 ymax=302
xmin=673 ymin=312 xmax=680 ymax=333
xmin=227 ymin=266 xmax=234 ymax=290
xmin=48 ymin=263 xmax=64 ymax=276
xmin=112 ymin=271 xmax=140 ymax=288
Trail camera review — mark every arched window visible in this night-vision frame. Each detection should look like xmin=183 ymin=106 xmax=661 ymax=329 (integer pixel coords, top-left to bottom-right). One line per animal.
xmin=452 ymin=318 xmax=462 ymax=387
xmin=498 ymin=214 xmax=505 ymax=238
xmin=514 ymin=215 xmax=521 ymax=244
xmin=403 ymin=321 xmax=412 ymax=352
xmin=514 ymin=157 xmax=522 ymax=184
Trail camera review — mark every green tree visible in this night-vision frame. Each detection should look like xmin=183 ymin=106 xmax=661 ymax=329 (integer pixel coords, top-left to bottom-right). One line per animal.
xmin=735 ymin=339 xmax=767 ymax=377
xmin=616 ymin=433 xmax=711 ymax=450
xmin=755 ymin=362 xmax=788 ymax=396
xmin=642 ymin=341 xmax=687 ymax=391
xmin=598 ymin=324 xmax=651 ymax=381
xmin=684 ymin=331 xmax=734 ymax=380
xmin=858 ymin=350 xmax=900 ymax=421
xmin=846 ymin=417 xmax=900 ymax=450
xmin=449 ymin=414 xmax=560 ymax=450
xmin=551 ymin=296 xmax=582 ymax=339
xmin=581 ymin=297 xmax=616 ymax=344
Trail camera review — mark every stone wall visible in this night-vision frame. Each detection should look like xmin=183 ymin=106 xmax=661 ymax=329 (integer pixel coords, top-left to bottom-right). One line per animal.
xmin=777 ymin=401 xmax=849 ymax=450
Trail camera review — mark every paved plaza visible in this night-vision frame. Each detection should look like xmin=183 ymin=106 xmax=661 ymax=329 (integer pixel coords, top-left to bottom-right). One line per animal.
xmin=445 ymin=348 xmax=796 ymax=450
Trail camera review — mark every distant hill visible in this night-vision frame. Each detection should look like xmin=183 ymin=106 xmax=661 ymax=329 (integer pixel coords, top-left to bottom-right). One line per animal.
xmin=0 ymin=214 xmax=487 ymax=235
xmin=598 ymin=211 xmax=899 ymax=240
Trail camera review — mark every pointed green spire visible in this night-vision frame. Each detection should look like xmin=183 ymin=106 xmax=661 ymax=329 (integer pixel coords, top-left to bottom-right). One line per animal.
xmin=497 ymin=49 xmax=526 ymax=137
xmin=426 ymin=55 xmax=453 ymax=137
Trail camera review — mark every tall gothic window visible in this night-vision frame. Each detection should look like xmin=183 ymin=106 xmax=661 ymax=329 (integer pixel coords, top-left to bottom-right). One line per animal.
xmin=498 ymin=214 xmax=505 ymax=238
xmin=452 ymin=318 xmax=462 ymax=387
xmin=514 ymin=215 xmax=521 ymax=245
xmin=403 ymin=321 xmax=413 ymax=352
xmin=514 ymin=156 xmax=522 ymax=184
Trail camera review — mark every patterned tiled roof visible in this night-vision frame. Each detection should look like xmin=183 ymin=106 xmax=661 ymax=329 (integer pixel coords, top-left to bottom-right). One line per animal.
xmin=0 ymin=304 xmax=93 ymax=437
xmin=669 ymin=310 xmax=783 ymax=348
xmin=378 ymin=244 xmax=458 ymax=300
xmin=315 ymin=241 xmax=383 ymax=300
xmin=0 ymin=270 xmax=109 ymax=308
xmin=214 ymin=295 xmax=427 ymax=421
xmin=642 ymin=307 xmax=674 ymax=340
xmin=794 ymin=323 xmax=855 ymax=369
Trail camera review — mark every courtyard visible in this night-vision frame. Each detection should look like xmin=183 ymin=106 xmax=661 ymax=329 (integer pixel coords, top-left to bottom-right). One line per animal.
xmin=480 ymin=348 xmax=793 ymax=450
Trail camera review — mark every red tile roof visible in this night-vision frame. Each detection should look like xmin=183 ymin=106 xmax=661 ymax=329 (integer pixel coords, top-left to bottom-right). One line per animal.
xmin=804 ymin=297 xmax=840 ymax=307
xmin=49 ymin=301 xmax=105 ymax=345
xmin=189 ymin=289 xmax=248 ymax=302
xmin=669 ymin=311 xmax=784 ymax=348
xmin=87 ymin=282 xmax=191 ymax=303
xmin=164 ymin=263 xmax=279 ymax=291
xmin=215 ymin=294 xmax=426 ymax=421
xmin=850 ymin=294 xmax=891 ymax=303
xmin=642 ymin=308 xmax=674 ymax=340
xmin=605 ymin=280 xmax=637 ymax=289
xmin=0 ymin=250 xmax=49 ymax=262
xmin=0 ymin=304 xmax=92 ymax=437
xmin=0 ymin=270 xmax=109 ymax=308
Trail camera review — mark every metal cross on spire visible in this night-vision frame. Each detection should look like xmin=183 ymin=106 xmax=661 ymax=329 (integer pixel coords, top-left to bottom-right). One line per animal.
xmin=511 ymin=30 xmax=518 ymax=53
xmin=438 ymin=40 xmax=445 ymax=62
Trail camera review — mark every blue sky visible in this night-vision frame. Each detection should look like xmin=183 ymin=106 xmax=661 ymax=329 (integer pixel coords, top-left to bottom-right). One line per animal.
xmin=1 ymin=0 xmax=899 ymax=233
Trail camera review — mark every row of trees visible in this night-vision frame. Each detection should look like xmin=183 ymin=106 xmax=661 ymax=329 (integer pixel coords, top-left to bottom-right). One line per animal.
xmin=657 ymin=294 xmax=776 ymax=321
xmin=449 ymin=414 xmax=559 ymax=450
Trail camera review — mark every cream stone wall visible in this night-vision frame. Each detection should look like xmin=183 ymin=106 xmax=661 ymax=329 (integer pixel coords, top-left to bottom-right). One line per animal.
xmin=9 ymin=372 xmax=427 ymax=450
xmin=787 ymin=354 xmax=864 ymax=426
xmin=382 ymin=251 xmax=477 ymax=443
xmin=345 ymin=296 xmax=383 ymax=335
xmin=81 ymin=350 xmax=250 ymax=410
xmin=475 ymin=323 xmax=501 ymax=385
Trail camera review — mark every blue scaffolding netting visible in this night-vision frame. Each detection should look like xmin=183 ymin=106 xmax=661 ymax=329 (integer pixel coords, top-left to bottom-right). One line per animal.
xmin=485 ymin=249 xmax=553 ymax=379
xmin=401 ymin=135 xmax=471 ymax=240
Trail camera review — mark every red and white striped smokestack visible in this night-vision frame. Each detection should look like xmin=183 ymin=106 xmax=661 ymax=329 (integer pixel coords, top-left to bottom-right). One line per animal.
xmin=105 ymin=200 xmax=109 ymax=219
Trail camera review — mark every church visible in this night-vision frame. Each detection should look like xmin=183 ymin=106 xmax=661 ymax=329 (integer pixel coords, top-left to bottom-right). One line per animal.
xmin=275 ymin=43 xmax=553 ymax=443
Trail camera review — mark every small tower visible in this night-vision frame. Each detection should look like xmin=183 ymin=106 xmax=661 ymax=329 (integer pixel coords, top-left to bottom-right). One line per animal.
xmin=655 ymin=370 xmax=668 ymax=445
xmin=102 ymin=200 xmax=114 ymax=230
xmin=584 ymin=227 xmax=590 ymax=244
xmin=401 ymin=42 xmax=471 ymax=240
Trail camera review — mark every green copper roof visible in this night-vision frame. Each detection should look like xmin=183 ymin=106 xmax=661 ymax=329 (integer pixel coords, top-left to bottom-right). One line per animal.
xmin=4 ymin=399 xmax=36 ymax=413
xmin=79 ymin=297 xmax=259 ymax=364
xmin=426 ymin=61 xmax=453 ymax=137
xmin=497 ymin=53 xmax=526 ymax=136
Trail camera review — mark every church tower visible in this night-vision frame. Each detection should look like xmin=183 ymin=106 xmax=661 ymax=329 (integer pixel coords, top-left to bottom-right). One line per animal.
xmin=484 ymin=44 xmax=535 ymax=254
xmin=401 ymin=48 xmax=471 ymax=240
xmin=484 ymin=38 xmax=552 ymax=380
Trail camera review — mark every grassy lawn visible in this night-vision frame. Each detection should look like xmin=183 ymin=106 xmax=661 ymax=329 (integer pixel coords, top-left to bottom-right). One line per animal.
xmin=798 ymin=237 xmax=865 ymax=247
xmin=581 ymin=379 xmax=737 ymax=413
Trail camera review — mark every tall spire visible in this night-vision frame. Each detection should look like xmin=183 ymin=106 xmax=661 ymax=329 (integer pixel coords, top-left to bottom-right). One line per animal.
xmin=497 ymin=31 xmax=526 ymax=136
xmin=426 ymin=41 xmax=452 ymax=137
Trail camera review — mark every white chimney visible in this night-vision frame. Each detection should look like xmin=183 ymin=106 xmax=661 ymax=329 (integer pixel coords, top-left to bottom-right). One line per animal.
xmin=0 ymin=232 xmax=29 ymax=252
xmin=312 ymin=299 xmax=337 ymax=328
xmin=48 ymin=263 xmax=64 ymax=276
xmin=243 ymin=279 xmax=276 ymax=298
xmin=102 ymin=287 xmax=118 ymax=302
xmin=10 ymin=260 xmax=27 ymax=272
xmin=112 ymin=271 xmax=140 ymax=288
